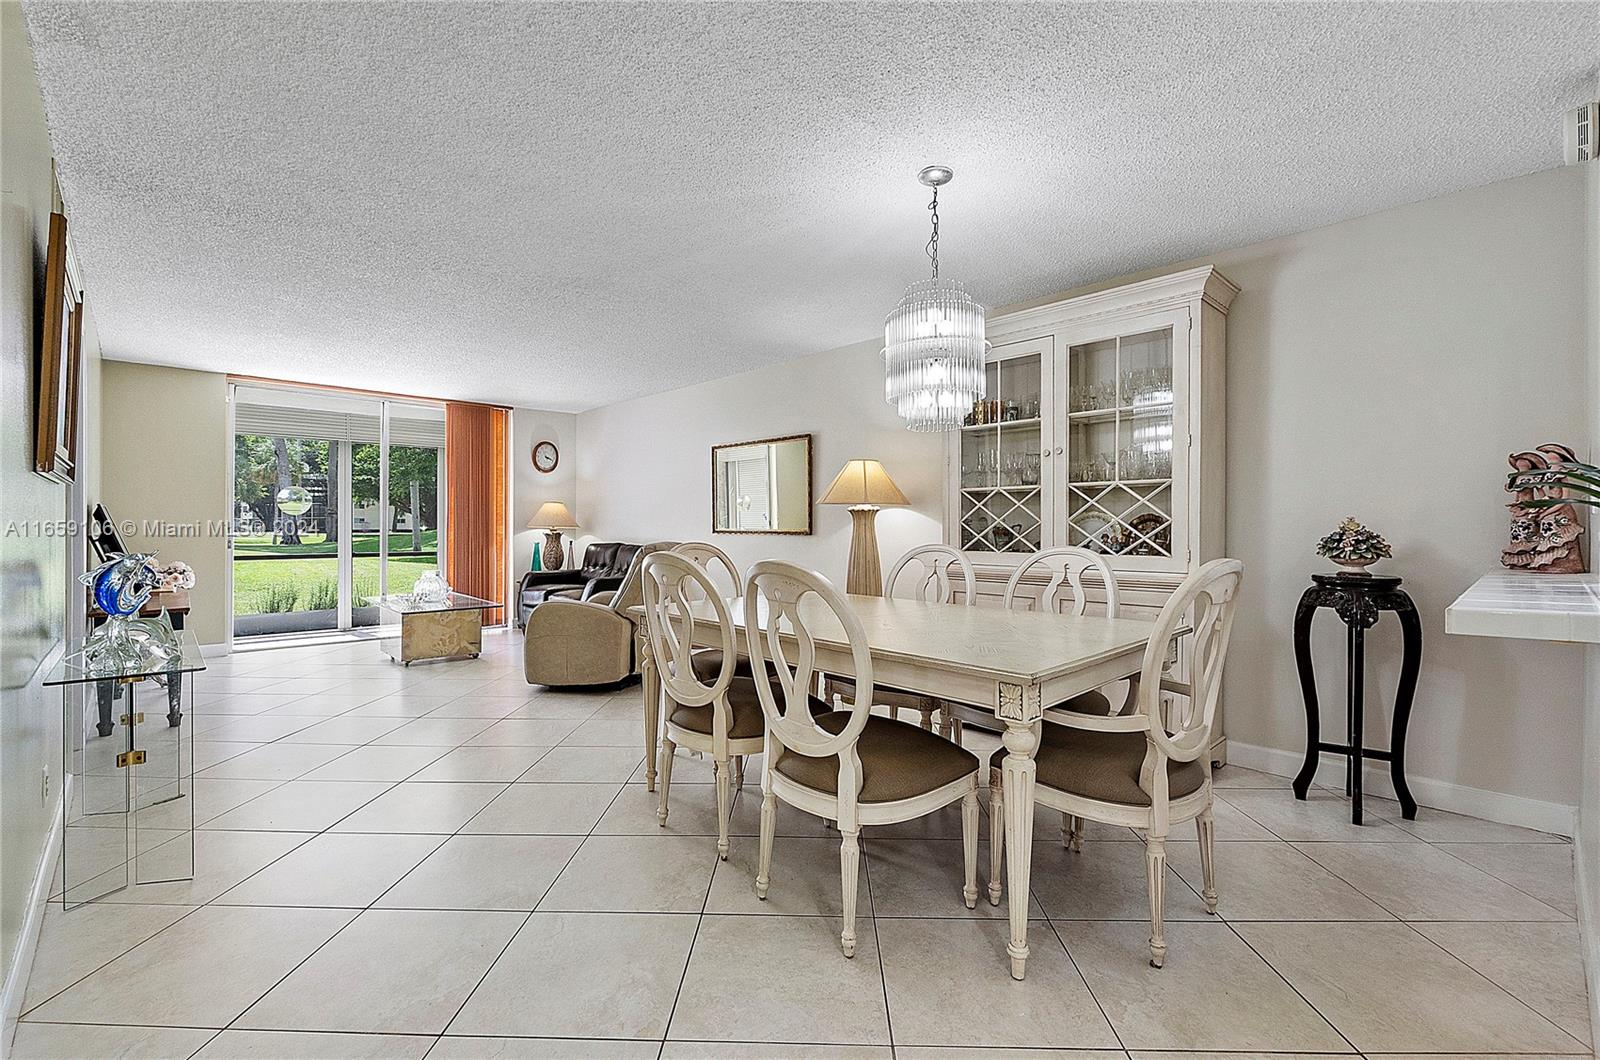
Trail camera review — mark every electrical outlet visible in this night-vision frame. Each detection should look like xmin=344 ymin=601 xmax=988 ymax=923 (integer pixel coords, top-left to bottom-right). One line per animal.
xmin=41 ymin=766 xmax=51 ymax=804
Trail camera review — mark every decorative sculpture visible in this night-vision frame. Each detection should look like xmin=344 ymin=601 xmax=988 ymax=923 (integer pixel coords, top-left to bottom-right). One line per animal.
xmin=1503 ymin=443 xmax=1587 ymax=573
xmin=1316 ymin=516 xmax=1392 ymax=574
xmin=72 ymin=552 xmax=183 ymax=674
xmin=412 ymin=569 xmax=451 ymax=603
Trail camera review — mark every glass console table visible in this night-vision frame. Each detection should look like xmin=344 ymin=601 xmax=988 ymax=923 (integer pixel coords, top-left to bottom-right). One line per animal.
xmin=373 ymin=592 xmax=496 ymax=665
xmin=44 ymin=630 xmax=203 ymax=905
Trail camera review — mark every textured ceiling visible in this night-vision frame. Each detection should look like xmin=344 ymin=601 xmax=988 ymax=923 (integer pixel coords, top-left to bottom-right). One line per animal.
xmin=23 ymin=1 xmax=1600 ymax=412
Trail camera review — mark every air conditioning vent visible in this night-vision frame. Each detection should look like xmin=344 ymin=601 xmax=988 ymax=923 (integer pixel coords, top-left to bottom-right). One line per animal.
xmin=1566 ymin=102 xmax=1597 ymax=164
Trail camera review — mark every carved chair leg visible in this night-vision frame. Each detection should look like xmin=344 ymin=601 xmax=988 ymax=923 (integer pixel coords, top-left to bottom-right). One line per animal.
xmin=1146 ymin=835 xmax=1168 ymax=968
xmin=961 ymin=783 xmax=979 ymax=909
xmin=987 ymin=768 xmax=1004 ymax=906
xmin=1197 ymin=804 xmax=1219 ymax=914
xmin=840 ymin=829 xmax=862 ymax=958
xmin=714 ymin=756 xmax=732 ymax=860
xmin=755 ymin=791 xmax=776 ymax=900
xmin=657 ymin=737 xmax=675 ymax=826
xmin=918 ymin=705 xmax=936 ymax=732
xmin=1066 ymin=814 xmax=1083 ymax=853
xmin=733 ymin=755 xmax=746 ymax=790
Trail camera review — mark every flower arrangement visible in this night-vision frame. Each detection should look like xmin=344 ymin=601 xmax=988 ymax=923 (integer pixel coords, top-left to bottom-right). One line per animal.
xmin=1316 ymin=517 xmax=1391 ymax=573
xmin=155 ymin=561 xmax=196 ymax=592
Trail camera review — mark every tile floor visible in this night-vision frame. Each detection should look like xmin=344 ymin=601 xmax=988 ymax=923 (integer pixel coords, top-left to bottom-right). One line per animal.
xmin=10 ymin=632 xmax=1593 ymax=1059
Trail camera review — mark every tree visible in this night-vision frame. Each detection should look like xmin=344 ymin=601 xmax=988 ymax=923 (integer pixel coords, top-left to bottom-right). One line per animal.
xmin=351 ymin=443 xmax=439 ymax=547
xmin=326 ymin=442 xmax=340 ymax=544
xmin=273 ymin=437 xmax=300 ymax=545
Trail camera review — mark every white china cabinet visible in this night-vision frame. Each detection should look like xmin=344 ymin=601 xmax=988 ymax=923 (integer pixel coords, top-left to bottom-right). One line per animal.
xmin=944 ymin=265 xmax=1238 ymax=759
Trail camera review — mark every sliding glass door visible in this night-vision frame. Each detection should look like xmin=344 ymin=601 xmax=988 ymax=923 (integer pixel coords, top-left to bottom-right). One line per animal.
xmin=352 ymin=402 xmax=446 ymax=628
xmin=230 ymin=384 xmax=447 ymax=641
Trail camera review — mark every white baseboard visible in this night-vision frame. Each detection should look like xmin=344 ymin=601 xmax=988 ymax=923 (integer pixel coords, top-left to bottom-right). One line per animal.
xmin=1 ymin=776 xmax=65 ymax=1059
xmin=200 ymin=642 xmax=230 ymax=658
xmin=1577 ymin=834 xmax=1600 ymax=1054
xmin=1226 ymin=740 xmax=1577 ymax=838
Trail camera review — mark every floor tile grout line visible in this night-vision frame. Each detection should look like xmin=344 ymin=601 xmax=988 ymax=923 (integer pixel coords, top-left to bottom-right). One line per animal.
xmin=480 ymin=742 xmax=691 ymax=1045
xmin=654 ymin=782 xmax=730 ymax=1048
xmin=1424 ymin=841 xmax=1577 ymax=919
xmin=862 ymin=840 xmax=897 ymax=1054
xmin=1282 ymin=841 xmax=1425 ymax=924
xmin=14 ymin=900 xmax=216 ymax=1020
xmin=34 ymin=656 xmax=1586 ymax=1053
xmin=1223 ymin=919 xmax=1360 ymax=1054
xmin=208 ymin=657 xmax=542 ymax=1035
xmin=1394 ymin=919 xmax=1593 ymax=1051
xmin=30 ymin=657 xmax=576 ymax=1033
xmin=1041 ymin=918 xmax=1128 ymax=1054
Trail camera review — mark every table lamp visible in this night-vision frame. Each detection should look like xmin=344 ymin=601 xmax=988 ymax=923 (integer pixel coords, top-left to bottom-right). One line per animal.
xmin=819 ymin=459 xmax=909 ymax=595
xmin=530 ymin=501 xmax=578 ymax=571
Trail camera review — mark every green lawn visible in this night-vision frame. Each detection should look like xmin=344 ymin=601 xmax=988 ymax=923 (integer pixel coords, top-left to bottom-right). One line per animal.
xmin=233 ymin=555 xmax=438 ymax=615
xmin=233 ymin=530 xmax=439 ymax=557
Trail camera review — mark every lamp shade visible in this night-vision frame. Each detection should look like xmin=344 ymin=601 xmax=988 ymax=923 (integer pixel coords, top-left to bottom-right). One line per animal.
xmin=819 ymin=460 xmax=909 ymax=507
xmin=530 ymin=501 xmax=577 ymax=529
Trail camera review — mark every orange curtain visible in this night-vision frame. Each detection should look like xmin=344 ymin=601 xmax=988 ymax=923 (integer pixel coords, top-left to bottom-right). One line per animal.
xmin=445 ymin=403 xmax=508 ymax=625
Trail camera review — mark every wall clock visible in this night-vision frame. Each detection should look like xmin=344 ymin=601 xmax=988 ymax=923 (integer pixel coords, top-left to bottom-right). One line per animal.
xmin=532 ymin=440 xmax=559 ymax=473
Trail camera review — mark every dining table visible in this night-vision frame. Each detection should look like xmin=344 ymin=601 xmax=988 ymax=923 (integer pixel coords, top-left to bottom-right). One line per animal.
xmin=630 ymin=592 xmax=1176 ymax=980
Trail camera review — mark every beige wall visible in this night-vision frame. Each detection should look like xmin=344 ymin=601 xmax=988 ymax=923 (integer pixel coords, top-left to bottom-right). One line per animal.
xmin=578 ymin=164 xmax=1591 ymax=823
xmin=99 ymin=361 xmax=229 ymax=645
xmin=1207 ymin=164 xmax=1587 ymax=819
xmin=510 ymin=406 xmax=579 ymax=585
xmin=0 ymin=0 xmax=103 ymax=1014
xmin=577 ymin=336 xmax=945 ymax=583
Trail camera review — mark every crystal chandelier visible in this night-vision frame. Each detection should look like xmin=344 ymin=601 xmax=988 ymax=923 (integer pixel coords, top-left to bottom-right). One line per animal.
xmin=883 ymin=165 xmax=989 ymax=432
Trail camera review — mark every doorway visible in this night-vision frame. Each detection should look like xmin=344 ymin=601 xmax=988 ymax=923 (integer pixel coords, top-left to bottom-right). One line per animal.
xmin=229 ymin=384 xmax=446 ymax=641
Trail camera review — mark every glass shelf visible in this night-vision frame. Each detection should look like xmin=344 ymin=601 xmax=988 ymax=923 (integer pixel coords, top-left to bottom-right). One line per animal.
xmin=957 ymin=348 xmax=1044 ymax=542
xmin=961 ymin=417 xmax=1042 ymax=433
xmin=1066 ymin=327 xmax=1176 ymax=558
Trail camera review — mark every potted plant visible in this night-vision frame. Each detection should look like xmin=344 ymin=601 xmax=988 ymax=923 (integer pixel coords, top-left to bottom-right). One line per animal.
xmin=1316 ymin=517 xmax=1392 ymax=574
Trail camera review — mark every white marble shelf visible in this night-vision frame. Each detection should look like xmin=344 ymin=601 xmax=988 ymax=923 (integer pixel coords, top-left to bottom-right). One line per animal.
xmin=1445 ymin=571 xmax=1600 ymax=644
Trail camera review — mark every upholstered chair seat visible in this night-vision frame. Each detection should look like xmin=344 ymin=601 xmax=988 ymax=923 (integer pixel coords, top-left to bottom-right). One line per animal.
xmin=668 ymin=682 xmax=818 ymax=743
xmin=987 ymin=724 xmax=1207 ymax=807
xmin=777 ymin=711 xmax=979 ymax=803
xmin=689 ymin=648 xmax=759 ymax=682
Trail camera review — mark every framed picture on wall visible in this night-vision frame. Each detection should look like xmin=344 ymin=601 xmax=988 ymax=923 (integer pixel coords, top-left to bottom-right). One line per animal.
xmin=35 ymin=211 xmax=81 ymax=483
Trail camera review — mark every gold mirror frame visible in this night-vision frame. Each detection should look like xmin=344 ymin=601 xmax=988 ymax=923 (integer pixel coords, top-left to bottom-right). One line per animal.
xmin=710 ymin=433 xmax=812 ymax=535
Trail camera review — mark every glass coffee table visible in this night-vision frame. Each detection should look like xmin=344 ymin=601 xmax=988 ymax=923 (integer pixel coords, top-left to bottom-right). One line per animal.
xmin=373 ymin=592 xmax=498 ymax=665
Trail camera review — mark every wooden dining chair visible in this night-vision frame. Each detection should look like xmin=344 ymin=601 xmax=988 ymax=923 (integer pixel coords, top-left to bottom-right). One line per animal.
xmin=745 ymin=561 xmax=982 ymax=958
xmin=672 ymin=540 xmax=760 ymax=789
xmin=880 ymin=544 xmax=976 ymax=740
xmin=997 ymin=546 xmax=1123 ymax=851
xmin=988 ymin=558 xmax=1244 ymax=968
xmin=672 ymin=541 xmax=742 ymax=599
xmin=641 ymin=550 xmax=762 ymax=860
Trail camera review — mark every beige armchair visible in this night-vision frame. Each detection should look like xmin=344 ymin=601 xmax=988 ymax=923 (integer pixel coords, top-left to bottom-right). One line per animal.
xmin=523 ymin=541 xmax=678 ymax=687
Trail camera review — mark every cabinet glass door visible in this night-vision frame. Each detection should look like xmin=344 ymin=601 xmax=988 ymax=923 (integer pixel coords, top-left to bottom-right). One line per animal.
xmin=957 ymin=339 xmax=1048 ymax=554
xmin=1065 ymin=324 xmax=1179 ymax=560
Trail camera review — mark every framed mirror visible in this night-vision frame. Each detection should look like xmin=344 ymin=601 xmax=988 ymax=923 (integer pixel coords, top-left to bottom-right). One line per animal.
xmin=711 ymin=433 xmax=812 ymax=535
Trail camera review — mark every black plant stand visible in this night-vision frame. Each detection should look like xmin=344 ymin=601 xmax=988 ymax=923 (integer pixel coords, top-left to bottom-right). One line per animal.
xmin=1292 ymin=572 xmax=1422 ymax=824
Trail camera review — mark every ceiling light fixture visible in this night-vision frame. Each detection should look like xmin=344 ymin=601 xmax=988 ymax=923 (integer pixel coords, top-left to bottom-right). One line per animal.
xmin=883 ymin=165 xmax=989 ymax=432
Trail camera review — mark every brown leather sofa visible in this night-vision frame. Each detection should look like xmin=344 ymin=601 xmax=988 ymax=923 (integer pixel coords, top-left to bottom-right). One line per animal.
xmin=517 ymin=541 xmax=641 ymax=628
xmin=523 ymin=541 xmax=677 ymax=687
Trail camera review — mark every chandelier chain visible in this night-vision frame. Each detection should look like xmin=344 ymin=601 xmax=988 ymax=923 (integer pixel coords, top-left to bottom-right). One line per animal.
xmin=925 ymin=185 xmax=940 ymax=280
